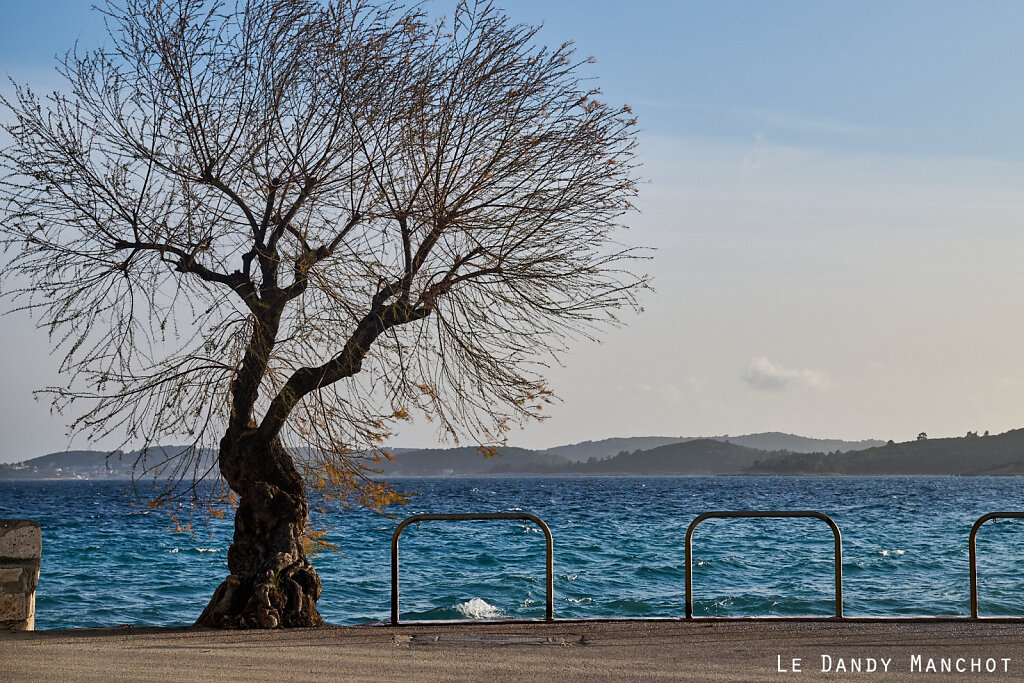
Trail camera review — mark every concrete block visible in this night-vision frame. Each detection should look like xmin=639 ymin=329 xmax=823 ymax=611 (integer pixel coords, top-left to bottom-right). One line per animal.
xmin=0 ymin=593 xmax=28 ymax=620
xmin=0 ymin=522 xmax=41 ymax=561
xmin=0 ymin=520 xmax=40 ymax=631
xmin=2 ymin=616 xmax=33 ymax=631
xmin=0 ymin=566 xmax=22 ymax=584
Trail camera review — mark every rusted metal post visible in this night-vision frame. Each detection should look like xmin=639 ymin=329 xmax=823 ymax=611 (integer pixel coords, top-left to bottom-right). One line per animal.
xmin=391 ymin=512 xmax=554 ymax=625
xmin=969 ymin=511 xmax=1024 ymax=618
xmin=685 ymin=510 xmax=843 ymax=619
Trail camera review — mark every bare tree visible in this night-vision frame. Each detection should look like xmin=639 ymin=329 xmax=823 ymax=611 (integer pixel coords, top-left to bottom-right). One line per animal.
xmin=0 ymin=0 xmax=645 ymax=628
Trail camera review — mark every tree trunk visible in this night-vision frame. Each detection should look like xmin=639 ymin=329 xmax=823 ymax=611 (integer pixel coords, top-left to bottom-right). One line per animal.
xmin=196 ymin=431 xmax=323 ymax=628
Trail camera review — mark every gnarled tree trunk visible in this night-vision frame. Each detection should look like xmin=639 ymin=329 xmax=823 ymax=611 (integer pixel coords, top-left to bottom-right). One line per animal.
xmin=196 ymin=431 xmax=323 ymax=628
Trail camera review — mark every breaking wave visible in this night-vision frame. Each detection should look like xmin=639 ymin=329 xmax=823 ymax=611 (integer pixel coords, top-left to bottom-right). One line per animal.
xmin=454 ymin=598 xmax=502 ymax=619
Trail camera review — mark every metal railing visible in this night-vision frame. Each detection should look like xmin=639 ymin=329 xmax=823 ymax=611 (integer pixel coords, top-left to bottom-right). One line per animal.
xmin=684 ymin=510 xmax=844 ymax=618
xmin=969 ymin=511 xmax=1024 ymax=618
xmin=390 ymin=512 xmax=554 ymax=625
xmin=383 ymin=509 xmax=1024 ymax=623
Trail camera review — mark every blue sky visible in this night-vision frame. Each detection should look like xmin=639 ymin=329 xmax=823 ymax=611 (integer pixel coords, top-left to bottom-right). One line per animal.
xmin=3 ymin=1 xmax=1024 ymax=459
xmin=7 ymin=1 xmax=1024 ymax=159
xmin=520 ymin=0 xmax=1024 ymax=161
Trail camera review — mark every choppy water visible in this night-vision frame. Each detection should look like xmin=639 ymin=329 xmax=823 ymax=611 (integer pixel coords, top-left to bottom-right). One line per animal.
xmin=3 ymin=476 xmax=1024 ymax=629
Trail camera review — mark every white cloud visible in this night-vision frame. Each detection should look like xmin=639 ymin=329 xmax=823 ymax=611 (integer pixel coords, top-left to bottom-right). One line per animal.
xmin=636 ymin=382 xmax=686 ymax=404
xmin=742 ymin=356 xmax=831 ymax=392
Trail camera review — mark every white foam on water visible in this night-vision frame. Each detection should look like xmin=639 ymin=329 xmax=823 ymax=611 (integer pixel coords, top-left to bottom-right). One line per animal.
xmin=454 ymin=597 xmax=502 ymax=619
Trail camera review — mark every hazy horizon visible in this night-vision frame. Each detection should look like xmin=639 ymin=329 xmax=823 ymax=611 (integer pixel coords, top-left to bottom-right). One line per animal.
xmin=0 ymin=428 xmax=947 ymax=464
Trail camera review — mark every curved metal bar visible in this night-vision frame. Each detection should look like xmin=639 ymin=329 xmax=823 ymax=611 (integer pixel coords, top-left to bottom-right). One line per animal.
xmin=390 ymin=512 xmax=554 ymax=625
xmin=969 ymin=511 xmax=1024 ymax=618
xmin=685 ymin=510 xmax=843 ymax=619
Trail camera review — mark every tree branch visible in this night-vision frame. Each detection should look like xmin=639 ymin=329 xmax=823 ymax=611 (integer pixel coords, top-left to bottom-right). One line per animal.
xmin=280 ymin=213 xmax=362 ymax=301
xmin=241 ymin=179 xmax=281 ymax=278
xmin=114 ymin=239 xmax=255 ymax=300
xmin=266 ymin=180 xmax=314 ymax=257
xmin=256 ymin=297 xmax=431 ymax=441
xmin=399 ymin=218 xmax=447 ymax=296
xmin=202 ymin=169 xmax=260 ymax=236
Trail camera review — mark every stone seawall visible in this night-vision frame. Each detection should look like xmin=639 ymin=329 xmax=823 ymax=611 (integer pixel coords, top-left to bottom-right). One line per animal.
xmin=0 ymin=519 xmax=41 ymax=630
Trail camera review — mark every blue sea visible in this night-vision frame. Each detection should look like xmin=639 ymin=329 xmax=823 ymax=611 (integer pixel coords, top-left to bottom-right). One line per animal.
xmin=3 ymin=476 xmax=1024 ymax=629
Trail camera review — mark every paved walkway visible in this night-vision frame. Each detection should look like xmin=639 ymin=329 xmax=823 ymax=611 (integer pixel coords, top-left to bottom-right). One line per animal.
xmin=3 ymin=620 xmax=1024 ymax=681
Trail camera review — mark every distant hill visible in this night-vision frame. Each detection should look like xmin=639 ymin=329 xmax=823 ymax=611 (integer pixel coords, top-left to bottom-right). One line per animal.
xmin=375 ymin=446 xmax=569 ymax=476
xmin=379 ymin=431 xmax=1023 ymax=476
xmin=748 ymin=429 xmax=1024 ymax=475
xmin=544 ymin=437 xmax=690 ymax=461
xmin=552 ymin=439 xmax=775 ymax=475
xmin=544 ymin=433 xmax=884 ymax=461
xmin=381 ymin=439 xmax=775 ymax=476
xmin=0 ymin=450 xmax=130 ymax=479
xmin=4 ymin=431 xmax=1016 ymax=479
xmin=0 ymin=446 xmax=205 ymax=480
xmin=721 ymin=432 xmax=884 ymax=454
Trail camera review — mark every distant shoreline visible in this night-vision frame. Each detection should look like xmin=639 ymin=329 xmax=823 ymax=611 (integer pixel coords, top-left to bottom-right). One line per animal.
xmin=5 ymin=473 xmax=1024 ymax=483
xmin=6 ymin=429 xmax=1024 ymax=479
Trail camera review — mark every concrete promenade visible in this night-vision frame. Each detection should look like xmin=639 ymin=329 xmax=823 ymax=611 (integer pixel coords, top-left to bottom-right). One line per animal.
xmin=4 ymin=619 xmax=1024 ymax=681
